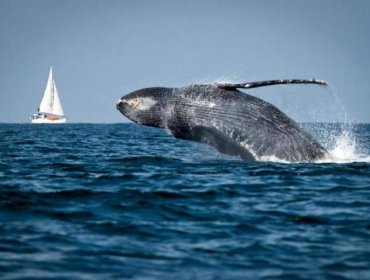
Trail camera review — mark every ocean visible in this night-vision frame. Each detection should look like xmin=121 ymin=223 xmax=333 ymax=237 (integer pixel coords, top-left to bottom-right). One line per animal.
xmin=0 ymin=123 xmax=370 ymax=279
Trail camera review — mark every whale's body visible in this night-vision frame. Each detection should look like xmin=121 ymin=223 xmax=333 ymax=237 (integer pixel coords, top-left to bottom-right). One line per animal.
xmin=117 ymin=80 xmax=327 ymax=162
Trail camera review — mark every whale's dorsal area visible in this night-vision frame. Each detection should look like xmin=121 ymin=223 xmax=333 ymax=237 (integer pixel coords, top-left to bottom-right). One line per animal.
xmin=117 ymin=79 xmax=328 ymax=162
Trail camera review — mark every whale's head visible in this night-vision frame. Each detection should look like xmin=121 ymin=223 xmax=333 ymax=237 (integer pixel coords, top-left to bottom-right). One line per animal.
xmin=116 ymin=87 xmax=173 ymax=128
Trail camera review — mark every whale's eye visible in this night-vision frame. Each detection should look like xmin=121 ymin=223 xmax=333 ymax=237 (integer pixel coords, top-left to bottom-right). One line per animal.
xmin=128 ymin=98 xmax=143 ymax=108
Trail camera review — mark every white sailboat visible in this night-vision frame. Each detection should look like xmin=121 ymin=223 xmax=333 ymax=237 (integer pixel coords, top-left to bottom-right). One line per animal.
xmin=31 ymin=67 xmax=67 ymax=123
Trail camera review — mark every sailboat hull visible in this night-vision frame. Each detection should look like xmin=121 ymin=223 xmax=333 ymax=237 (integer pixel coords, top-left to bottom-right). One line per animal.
xmin=31 ymin=116 xmax=67 ymax=124
xmin=31 ymin=119 xmax=67 ymax=123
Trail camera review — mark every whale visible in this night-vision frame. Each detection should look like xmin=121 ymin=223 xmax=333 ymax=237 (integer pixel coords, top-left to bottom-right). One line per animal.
xmin=116 ymin=79 xmax=328 ymax=162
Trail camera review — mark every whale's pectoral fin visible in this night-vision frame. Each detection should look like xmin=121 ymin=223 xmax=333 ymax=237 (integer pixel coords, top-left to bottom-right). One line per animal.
xmin=170 ymin=125 xmax=255 ymax=161
xmin=216 ymin=79 xmax=328 ymax=90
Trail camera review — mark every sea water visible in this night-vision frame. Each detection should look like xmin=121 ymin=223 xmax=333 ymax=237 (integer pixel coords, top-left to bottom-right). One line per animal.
xmin=0 ymin=123 xmax=369 ymax=279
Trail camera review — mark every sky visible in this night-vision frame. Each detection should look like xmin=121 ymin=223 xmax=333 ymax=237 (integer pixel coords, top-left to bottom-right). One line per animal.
xmin=0 ymin=0 xmax=369 ymax=123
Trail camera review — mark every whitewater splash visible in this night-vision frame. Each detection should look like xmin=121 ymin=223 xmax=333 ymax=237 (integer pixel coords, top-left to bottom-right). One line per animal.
xmin=317 ymin=130 xmax=370 ymax=163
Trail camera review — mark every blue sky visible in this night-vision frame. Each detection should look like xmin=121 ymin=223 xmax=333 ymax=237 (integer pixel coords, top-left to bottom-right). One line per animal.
xmin=0 ymin=0 xmax=369 ymax=123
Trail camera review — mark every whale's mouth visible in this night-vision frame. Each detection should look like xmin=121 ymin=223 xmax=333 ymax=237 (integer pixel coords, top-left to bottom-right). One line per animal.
xmin=116 ymin=99 xmax=133 ymax=121
xmin=116 ymin=99 xmax=127 ymax=110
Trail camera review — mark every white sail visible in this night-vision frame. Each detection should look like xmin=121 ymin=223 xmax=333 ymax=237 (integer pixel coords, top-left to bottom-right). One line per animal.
xmin=31 ymin=67 xmax=67 ymax=123
xmin=51 ymin=80 xmax=65 ymax=116
xmin=39 ymin=67 xmax=54 ymax=114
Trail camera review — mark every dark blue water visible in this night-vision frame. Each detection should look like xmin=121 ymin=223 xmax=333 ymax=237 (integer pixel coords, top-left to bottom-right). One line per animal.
xmin=1 ymin=123 xmax=370 ymax=279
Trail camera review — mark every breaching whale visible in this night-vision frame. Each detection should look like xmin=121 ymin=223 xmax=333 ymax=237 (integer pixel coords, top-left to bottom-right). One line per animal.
xmin=116 ymin=79 xmax=328 ymax=162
